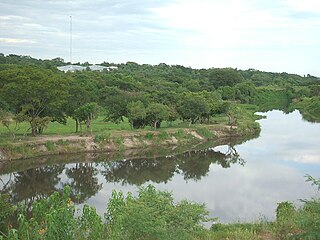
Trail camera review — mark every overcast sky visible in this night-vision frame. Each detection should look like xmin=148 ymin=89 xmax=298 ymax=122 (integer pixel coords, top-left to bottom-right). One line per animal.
xmin=1 ymin=0 xmax=320 ymax=76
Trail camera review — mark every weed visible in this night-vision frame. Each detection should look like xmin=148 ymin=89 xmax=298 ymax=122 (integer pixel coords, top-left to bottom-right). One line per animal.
xmin=94 ymin=132 xmax=111 ymax=143
xmin=45 ymin=141 xmax=55 ymax=151
xmin=145 ymin=132 xmax=154 ymax=140
xmin=195 ymin=127 xmax=215 ymax=139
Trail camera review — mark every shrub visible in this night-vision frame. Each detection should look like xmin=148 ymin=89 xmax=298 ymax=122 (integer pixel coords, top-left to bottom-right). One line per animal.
xmin=105 ymin=185 xmax=212 ymax=240
xmin=94 ymin=132 xmax=111 ymax=143
xmin=45 ymin=140 xmax=55 ymax=151
xmin=145 ymin=132 xmax=154 ymax=140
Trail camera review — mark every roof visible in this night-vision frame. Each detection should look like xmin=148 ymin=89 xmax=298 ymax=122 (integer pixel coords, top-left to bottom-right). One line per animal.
xmin=57 ymin=64 xmax=118 ymax=72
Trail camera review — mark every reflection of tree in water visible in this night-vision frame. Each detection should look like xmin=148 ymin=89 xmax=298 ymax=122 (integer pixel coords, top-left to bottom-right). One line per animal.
xmin=224 ymin=145 xmax=245 ymax=167
xmin=102 ymin=145 xmax=244 ymax=185
xmin=176 ymin=149 xmax=227 ymax=181
xmin=65 ymin=163 xmax=102 ymax=203
xmin=102 ymin=158 xmax=176 ymax=186
xmin=3 ymin=165 xmax=64 ymax=209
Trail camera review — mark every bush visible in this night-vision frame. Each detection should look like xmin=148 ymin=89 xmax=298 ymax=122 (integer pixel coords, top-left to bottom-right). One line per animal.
xmin=94 ymin=132 xmax=111 ymax=143
xmin=0 ymin=194 xmax=15 ymax=234
xmin=45 ymin=140 xmax=55 ymax=151
xmin=145 ymin=132 xmax=154 ymax=140
xmin=1 ymin=185 xmax=216 ymax=239
xmin=105 ymin=185 xmax=212 ymax=240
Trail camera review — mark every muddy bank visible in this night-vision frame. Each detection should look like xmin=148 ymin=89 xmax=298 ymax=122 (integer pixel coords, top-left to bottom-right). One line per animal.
xmin=0 ymin=125 xmax=259 ymax=161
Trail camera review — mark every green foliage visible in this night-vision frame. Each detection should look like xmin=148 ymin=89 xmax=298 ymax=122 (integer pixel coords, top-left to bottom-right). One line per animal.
xmin=177 ymin=92 xmax=211 ymax=124
xmin=226 ymin=104 xmax=261 ymax=135
xmin=105 ymin=185 xmax=211 ymax=240
xmin=56 ymin=139 xmax=70 ymax=146
xmin=208 ymin=68 xmax=244 ymax=89
xmin=45 ymin=140 xmax=55 ymax=151
xmin=0 ymin=185 xmax=216 ymax=240
xmin=275 ymin=201 xmax=297 ymax=239
xmin=305 ymin=174 xmax=320 ymax=191
xmin=210 ymin=223 xmax=260 ymax=240
xmin=146 ymin=102 xmax=170 ymax=129
xmin=234 ymin=81 xmax=258 ymax=104
xmin=195 ymin=127 xmax=215 ymax=139
xmin=174 ymin=129 xmax=188 ymax=139
xmin=145 ymin=132 xmax=154 ymax=140
xmin=157 ymin=131 xmax=169 ymax=140
xmin=127 ymin=100 xmax=147 ymax=129
xmin=255 ymin=87 xmax=291 ymax=112
xmin=113 ymin=136 xmax=124 ymax=145
xmin=292 ymin=175 xmax=320 ymax=240
xmin=0 ymin=66 xmax=69 ymax=136
xmin=0 ymin=194 xmax=15 ymax=234
xmin=293 ymin=97 xmax=320 ymax=122
xmin=94 ymin=132 xmax=111 ymax=143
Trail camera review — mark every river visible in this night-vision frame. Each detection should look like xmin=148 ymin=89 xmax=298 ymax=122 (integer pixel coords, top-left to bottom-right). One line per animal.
xmin=0 ymin=110 xmax=319 ymax=223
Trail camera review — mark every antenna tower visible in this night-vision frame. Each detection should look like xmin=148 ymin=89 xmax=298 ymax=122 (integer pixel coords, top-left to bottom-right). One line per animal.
xmin=70 ymin=15 xmax=72 ymax=64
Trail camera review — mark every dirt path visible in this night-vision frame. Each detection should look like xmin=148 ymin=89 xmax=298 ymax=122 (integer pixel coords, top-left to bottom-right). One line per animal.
xmin=23 ymin=135 xmax=92 ymax=143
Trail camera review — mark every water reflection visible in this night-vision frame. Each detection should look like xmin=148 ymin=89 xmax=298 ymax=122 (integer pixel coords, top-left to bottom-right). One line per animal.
xmin=101 ymin=146 xmax=244 ymax=185
xmin=2 ymin=166 xmax=64 ymax=210
xmin=1 ymin=110 xmax=319 ymax=223
xmin=64 ymin=163 xmax=102 ymax=203
xmin=0 ymin=145 xmax=243 ymax=205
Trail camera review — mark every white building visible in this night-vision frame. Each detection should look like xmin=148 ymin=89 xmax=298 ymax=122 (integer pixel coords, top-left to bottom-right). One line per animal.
xmin=57 ymin=64 xmax=118 ymax=73
xmin=57 ymin=65 xmax=86 ymax=73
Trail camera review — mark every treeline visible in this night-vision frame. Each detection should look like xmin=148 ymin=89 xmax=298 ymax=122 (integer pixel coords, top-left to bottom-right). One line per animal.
xmin=0 ymin=54 xmax=320 ymax=136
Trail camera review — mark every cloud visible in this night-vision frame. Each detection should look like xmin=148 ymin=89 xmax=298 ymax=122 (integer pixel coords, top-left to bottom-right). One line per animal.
xmin=0 ymin=38 xmax=36 ymax=44
xmin=0 ymin=0 xmax=320 ymax=75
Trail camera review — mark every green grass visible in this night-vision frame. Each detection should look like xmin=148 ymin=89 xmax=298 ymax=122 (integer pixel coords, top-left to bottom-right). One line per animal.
xmin=0 ymin=117 xmax=194 ymax=137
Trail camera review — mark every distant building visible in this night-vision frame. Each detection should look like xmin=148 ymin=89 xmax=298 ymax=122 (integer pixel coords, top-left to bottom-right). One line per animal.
xmin=57 ymin=64 xmax=118 ymax=73
xmin=57 ymin=65 xmax=85 ymax=73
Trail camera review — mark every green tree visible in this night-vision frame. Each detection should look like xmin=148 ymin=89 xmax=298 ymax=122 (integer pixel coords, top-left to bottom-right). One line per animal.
xmin=127 ymin=101 xmax=147 ymax=129
xmin=208 ymin=68 xmax=244 ymax=89
xmin=177 ymin=92 xmax=210 ymax=125
xmin=74 ymin=102 xmax=99 ymax=134
xmin=65 ymin=74 xmax=98 ymax=132
xmin=146 ymin=103 xmax=170 ymax=129
xmin=0 ymin=67 xmax=68 ymax=136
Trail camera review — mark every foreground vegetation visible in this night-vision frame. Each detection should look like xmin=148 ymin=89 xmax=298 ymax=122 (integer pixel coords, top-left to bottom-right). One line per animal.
xmin=0 ymin=175 xmax=319 ymax=240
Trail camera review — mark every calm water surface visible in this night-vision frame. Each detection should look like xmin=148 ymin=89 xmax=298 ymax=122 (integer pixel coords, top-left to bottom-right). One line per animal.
xmin=0 ymin=110 xmax=319 ymax=223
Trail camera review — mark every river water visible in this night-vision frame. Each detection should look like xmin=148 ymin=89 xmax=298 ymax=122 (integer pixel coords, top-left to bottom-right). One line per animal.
xmin=0 ymin=110 xmax=319 ymax=223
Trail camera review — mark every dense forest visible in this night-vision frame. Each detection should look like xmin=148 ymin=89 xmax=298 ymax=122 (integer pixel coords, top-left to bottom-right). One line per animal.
xmin=0 ymin=53 xmax=319 ymax=138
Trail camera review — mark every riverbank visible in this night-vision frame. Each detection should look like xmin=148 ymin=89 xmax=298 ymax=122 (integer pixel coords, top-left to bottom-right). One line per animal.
xmin=0 ymin=122 xmax=260 ymax=161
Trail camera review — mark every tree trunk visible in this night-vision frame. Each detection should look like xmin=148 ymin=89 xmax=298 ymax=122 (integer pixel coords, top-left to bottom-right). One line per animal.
xmin=154 ymin=121 xmax=157 ymax=130
xmin=75 ymin=118 xmax=79 ymax=133
xmin=30 ymin=120 xmax=36 ymax=136
xmin=86 ymin=117 xmax=91 ymax=135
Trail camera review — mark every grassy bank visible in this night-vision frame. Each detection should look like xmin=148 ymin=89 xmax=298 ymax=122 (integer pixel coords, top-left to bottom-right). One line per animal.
xmin=0 ymin=107 xmax=261 ymax=161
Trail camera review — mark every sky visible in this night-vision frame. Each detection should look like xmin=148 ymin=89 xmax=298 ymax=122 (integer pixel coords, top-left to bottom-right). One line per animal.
xmin=1 ymin=0 xmax=320 ymax=76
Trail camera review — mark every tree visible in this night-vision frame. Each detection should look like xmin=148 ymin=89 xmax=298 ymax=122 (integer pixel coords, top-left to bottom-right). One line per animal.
xmin=0 ymin=67 xmax=68 ymax=136
xmin=208 ymin=68 xmax=244 ymax=89
xmin=146 ymin=103 xmax=170 ymax=129
xmin=126 ymin=101 xmax=146 ymax=129
xmin=218 ymin=86 xmax=235 ymax=100
xmin=74 ymin=102 xmax=99 ymax=134
xmin=65 ymin=75 xmax=98 ymax=132
xmin=0 ymin=110 xmax=23 ymax=139
xmin=234 ymin=81 xmax=257 ymax=104
xmin=177 ymin=92 xmax=210 ymax=125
